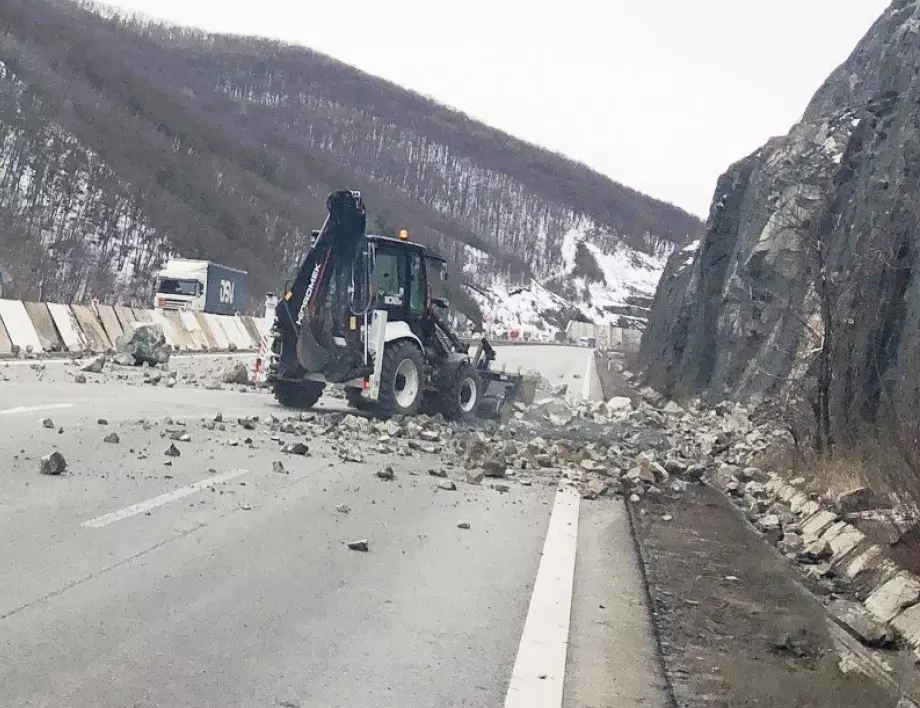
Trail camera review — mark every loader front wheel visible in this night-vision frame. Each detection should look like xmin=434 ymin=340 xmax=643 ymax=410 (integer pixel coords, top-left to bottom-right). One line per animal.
xmin=440 ymin=362 xmax=482 ymax=422
xmin=375 ymin=341 xmax=424 ymax=418
xmin=273 ymin=379 xmax=325 ymax=410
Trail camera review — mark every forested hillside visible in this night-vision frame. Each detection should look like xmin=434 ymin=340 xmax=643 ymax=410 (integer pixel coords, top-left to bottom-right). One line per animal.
xmin=0 ymin=0 xmax=701 ymax=324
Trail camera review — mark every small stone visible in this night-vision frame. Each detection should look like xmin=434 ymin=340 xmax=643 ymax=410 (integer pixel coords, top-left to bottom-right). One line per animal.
xmin=228 ymin=438 xmax=241 ymax=447
xmin=492 ymin=483 xmax=511 ymax=493
xmin=281 ymin=442 xmax=309 ymax=455
xmin=39 ymin=451 xmax=67 ymax=476
xmin=347 ymin=539 xmax=369 ymax=552
xmin=240 ymin=503 xmax=253 ymax=511
xmin=428 ymin=468 xmax=448 ymax=478
xmin=41 ymin=418 xmax=54 ymax=429
xmin=164 ymin=443 xmax=181 ymax=458
xmin=336 ymin=504 xmax=351 ymax=514
xmin=629 ymin=493 xmax=641 ymax=503
xmin=662 ymin=514 xmax=673 ymax=522
xmin=222 ymin=361 xmax=250 ymax=385
xmin=272 ymin=461 xmax=287 ymax=474
xmin=376 ymin=466 xmax=396 ymax=480
xmin=465 ymin=469 xmax=485 ymax=485
xmin=97 ymin=418 xmax=109 ymax=426
xmin=778 ymin=532 xmax=804 ymax=555
xmin=586 ymin=479 xmax=609 ymax=498
xmin=457 ymin=522 xmax=471 ymax=530
xmin=438 ymin=480 xmax=457 ymax=491
xmin=483 ymin=458 xmax=507 ymax=478
xmin=81 ymin=354 xmax=107 ymax=373
xmin=103 ymin=432 xmax=120 ymax=444
xmin=74 ymin=374 xmax=87 ymax=384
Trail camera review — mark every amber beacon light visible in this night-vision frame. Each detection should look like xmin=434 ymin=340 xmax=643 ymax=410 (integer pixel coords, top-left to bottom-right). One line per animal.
xmin=398 ymin=229 xmax=409 ymax=240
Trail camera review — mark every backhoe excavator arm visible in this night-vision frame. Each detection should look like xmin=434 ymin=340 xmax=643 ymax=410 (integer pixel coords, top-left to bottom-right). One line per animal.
xmin=273 ymin=190 xmax=371 ymax=380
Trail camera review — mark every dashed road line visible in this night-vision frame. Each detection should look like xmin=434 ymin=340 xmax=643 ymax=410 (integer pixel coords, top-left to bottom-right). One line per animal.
xmin=81 ymin=468 xmax=251 ymax=529
xmin=0 ymin=403 xmax=75 ymax=416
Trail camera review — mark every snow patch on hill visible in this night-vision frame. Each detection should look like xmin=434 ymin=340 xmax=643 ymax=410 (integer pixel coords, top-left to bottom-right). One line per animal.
xmin=465 ymin=224 xmax=670 ymax=335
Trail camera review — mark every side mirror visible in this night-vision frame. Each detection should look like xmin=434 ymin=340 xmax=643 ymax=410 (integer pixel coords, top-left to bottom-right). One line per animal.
xmin=433 ymin=297 xmax=450 ymax=309
xmin=440 ymin=270 xmax=449 ymax=282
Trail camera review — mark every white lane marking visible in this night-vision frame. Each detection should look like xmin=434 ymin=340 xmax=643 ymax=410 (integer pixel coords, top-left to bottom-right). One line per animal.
xmin=581 ymin=354 xmax=593 ymax=401
xmin=504 ymin=482 xmax=580 ymax=708
xmin=81 ymin=468 xmax=250 ymax=529
xmin=0 ymin=403 xmax=75 ymax=416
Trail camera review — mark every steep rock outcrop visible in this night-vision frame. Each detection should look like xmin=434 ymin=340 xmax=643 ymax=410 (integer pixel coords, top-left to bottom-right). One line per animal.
xmin=642 ymin=0 xmax=920 ymax=431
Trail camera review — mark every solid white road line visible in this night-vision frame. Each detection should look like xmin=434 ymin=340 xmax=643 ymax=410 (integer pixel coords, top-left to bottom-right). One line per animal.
xmin=0 ymin=403 xmax=75 ymax=416
xmin=581 ymin=354 xmax=593 ymax=401
xmin=81 ymin=468 xmax=251 ymax=529
xmin=504 ymin=482 xmax=581 ymax=708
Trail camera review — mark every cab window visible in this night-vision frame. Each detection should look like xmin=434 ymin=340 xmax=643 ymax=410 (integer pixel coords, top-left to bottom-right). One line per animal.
xmin=374 ymin=250 xmax=404 ymax=307
xmin=409 ymin=251 xmax=427 ymax=316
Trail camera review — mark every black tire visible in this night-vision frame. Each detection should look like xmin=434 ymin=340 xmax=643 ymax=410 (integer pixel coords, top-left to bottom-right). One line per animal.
xmin=273 ymin=379 xmax=325 ymax=410
xmin=374 ymin=340 xmax=425 ymax=418
xmin=440 ymin=362 xmax=483 ymax=422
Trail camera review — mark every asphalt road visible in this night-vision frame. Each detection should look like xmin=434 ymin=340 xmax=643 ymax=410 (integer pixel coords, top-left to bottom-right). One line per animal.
xmin=0 ymin=347 xmax=663 ymax=707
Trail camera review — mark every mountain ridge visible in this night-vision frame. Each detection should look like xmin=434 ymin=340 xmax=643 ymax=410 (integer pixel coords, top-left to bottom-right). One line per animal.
xmin=0 ymin=0 xmax=702 ymax=329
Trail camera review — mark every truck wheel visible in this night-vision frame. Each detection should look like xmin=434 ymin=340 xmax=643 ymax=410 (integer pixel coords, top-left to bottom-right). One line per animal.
xmin=273 ymin=380 xmax=325 ymax=410
xmin=375 ymin=341 xmax=424 ymax=418
xmin=440 ymin=362 xmax=482 ymax=422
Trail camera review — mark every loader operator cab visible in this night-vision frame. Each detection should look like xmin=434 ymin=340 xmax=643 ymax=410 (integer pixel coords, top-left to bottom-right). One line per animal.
xmin=368 ymin=235 xmax=449 ymax=326
xmin=368 ymin=236 xmax=429 ymax=322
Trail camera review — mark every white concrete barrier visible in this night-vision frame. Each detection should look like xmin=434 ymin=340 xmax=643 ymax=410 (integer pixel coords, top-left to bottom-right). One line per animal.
xmin=201 ymin=313 xmax=231 ymax=350
xmin=47 ymin=303 xmax=88 ymax=353
xmin=0 ymin=298 xmax=261 ymax=357
xmin=179 ymin=311 xmax=210 ymax=350
xmin=0 ymin=299 xmax=44 ymax=353
xmin=220 ymin=315 xmax=253 ymax=350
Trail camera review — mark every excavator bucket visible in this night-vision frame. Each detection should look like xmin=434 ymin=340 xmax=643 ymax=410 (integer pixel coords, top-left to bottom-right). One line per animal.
xmin=477 ymin=371 xmax=524 ymax=420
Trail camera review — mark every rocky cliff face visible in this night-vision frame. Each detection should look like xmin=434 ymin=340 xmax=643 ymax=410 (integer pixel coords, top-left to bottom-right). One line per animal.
xmin=642 ymin=0 xmax=920 ymax=432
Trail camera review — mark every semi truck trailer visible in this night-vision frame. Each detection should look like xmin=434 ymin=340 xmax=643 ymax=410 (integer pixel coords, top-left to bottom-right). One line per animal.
xmin=154 ymin=258 xmax=247 ymax=315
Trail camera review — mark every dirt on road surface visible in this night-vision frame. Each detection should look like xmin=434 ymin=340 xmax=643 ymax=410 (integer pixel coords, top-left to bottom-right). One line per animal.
xmin=633 ymin=483 xmax=898 ymax=707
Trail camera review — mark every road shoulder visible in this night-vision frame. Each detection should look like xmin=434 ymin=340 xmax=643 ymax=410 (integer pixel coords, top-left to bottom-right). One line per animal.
xmin=633 ymin=483 xmax=897 ymax=708
xmin=563 ymin=497 xmax=669 ymax=707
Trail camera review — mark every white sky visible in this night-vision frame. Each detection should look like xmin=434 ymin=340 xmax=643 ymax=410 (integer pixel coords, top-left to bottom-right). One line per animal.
xmin=99 ymin=0 xmax=890 ymax=217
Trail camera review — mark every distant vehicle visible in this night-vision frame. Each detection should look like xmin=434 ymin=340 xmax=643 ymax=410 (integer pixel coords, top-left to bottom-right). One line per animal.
xmin=154 ymin=258 xmax=246 ymax=315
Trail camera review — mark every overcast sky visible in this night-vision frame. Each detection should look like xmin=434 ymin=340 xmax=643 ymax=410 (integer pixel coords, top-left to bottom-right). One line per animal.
xmin=99 ymin=0 xmax=890 ymax=217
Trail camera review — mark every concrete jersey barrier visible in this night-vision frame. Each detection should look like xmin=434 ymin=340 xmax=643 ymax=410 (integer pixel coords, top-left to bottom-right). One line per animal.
xmin=0 ymin=298 xmax=266 ymax=359
xmin=0 ymin=299 xmax=44 ymax=354
xmin=47 ymin=303 xmax=88 ymax=353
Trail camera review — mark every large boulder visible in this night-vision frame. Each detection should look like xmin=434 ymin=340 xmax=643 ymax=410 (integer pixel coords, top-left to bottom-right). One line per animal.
xmin=115 ymin=323 xmax=170 ymax=367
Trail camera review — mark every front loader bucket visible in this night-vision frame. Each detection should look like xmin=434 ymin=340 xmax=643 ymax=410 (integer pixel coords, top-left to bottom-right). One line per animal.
xmin=477 ymin=371 xmax=527 ymax=421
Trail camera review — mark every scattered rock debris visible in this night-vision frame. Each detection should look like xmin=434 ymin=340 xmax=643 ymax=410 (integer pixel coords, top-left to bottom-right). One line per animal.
xmin=103 ymin=432 xmax=120 ymax=444
xmin=164 ymin=443 xmax=181 ymax=458
xmin=347 ymin=539 xmax=369 ymax=552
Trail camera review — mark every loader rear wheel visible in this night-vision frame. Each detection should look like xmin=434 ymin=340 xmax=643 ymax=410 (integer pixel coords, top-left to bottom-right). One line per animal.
xmin=440 ymin=362 xmax=482 ymax=422
xmin=374 ymin=340 xmax=424 ymax=418
xmin=273 ymin=379 xmax=325 ymax=410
